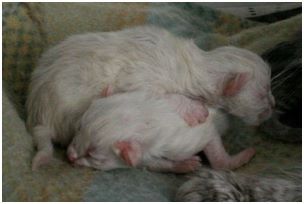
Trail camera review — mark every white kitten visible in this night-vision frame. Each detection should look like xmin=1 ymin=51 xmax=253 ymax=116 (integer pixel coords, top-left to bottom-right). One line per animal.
xmin=27 ymin=25 xmax=273 ymax=169
xmin=67 ymin=92 xmax=255 ymax=173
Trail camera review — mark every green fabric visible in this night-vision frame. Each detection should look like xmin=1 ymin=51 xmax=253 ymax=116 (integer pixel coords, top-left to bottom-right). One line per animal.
xmin=229 ymin=14 xmax=302 ymax=54
xmin=3 ymin=90 xmax=96 ymax=201
xmin=3 ymin=2 xmax=45 ymax=120
xmin=41 ymin=3 xmax=150 ymax=46
xmin=2 ymin=2 xmax=301 ymax=201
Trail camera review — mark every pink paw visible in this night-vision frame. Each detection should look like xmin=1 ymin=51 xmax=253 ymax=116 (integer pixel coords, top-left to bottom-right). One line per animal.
xmin=236 ymin=147 xmax=256 ymax=166
xmin=173 ymin=156 xmax=202 ymax=173
xmin=183 ymin=102 xmax=209 ymax=127
xmin=32 ymin=150 xmax=53 ymax=171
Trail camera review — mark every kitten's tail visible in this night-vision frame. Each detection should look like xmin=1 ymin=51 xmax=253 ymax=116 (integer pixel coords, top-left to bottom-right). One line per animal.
xmin=175 ymin=167 xmax=301 ymax=202
xmin=31 ymin=125 xmax=55 ymax=171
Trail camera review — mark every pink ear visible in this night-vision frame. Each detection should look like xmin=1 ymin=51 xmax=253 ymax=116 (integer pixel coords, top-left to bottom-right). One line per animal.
xmin=222 ymin=73 xmax=250 ymax=97
xmin=101 ymin=85 xmax=113 ymax=97
xmin=113 ymin=140 xmax=142 ymax=167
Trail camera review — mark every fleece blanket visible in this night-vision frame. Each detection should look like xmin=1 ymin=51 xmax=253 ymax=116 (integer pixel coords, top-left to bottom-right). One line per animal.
xmin=2 ymin=2 xmax=301 ymax=201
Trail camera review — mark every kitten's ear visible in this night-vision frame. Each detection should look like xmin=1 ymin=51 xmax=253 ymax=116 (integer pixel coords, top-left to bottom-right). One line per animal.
xmin=222 ymin=73 xmax=250 ymax=97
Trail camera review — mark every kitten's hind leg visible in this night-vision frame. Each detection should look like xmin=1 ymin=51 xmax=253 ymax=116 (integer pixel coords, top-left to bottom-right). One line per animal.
xmin=203 ymin=135 xmax=255 ymax=170
xmin=31 ymin=125 xmax=55 ymax=170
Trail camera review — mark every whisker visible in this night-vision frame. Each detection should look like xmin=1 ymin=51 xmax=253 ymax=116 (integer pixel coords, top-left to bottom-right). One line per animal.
xmin=271 ymin=60 xmax=300 ymax=83
xmin=272 ymin=71 xmax=296 ymax=91
xmin=271 ymin=65 xmax=293 ymax=82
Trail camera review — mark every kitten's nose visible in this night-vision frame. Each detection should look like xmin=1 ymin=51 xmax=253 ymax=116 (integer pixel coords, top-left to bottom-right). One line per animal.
xmin=67 ymin=146 xmax=78 ymax=162
xmin=259 ymin=108 xmax=272 ymax=122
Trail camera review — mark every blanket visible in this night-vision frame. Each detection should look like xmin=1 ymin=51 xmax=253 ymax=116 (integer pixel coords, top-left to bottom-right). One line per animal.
xmin=3 ymin=2 xmax=301 ymax=201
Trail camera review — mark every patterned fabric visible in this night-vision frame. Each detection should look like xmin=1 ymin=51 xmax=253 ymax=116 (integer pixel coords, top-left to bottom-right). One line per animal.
xmin=2 ymin=2 xmax=301 ymax=201
xmin=3 ymin=2 xmax=45 ymax=120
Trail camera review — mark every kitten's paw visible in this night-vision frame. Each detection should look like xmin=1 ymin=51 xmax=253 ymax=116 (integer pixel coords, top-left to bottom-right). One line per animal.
xmin=32 ymin=150 xmax=53 ymax=171
xmin=173 ymin=156 xmax=202 ymax=173
xmin=233 ymin=147 xmax=256 ymax=168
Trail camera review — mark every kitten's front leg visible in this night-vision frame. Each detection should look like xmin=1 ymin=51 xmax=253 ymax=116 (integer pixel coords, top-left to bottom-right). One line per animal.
xmin=203 ymin=135 xmax=256 ymax=170
xmin=165 ymin=94 xmax=209 ymax=126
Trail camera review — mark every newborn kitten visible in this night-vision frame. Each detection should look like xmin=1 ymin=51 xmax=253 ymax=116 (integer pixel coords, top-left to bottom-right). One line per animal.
xmin=67 ymin=91 xmax=255 ymax=173
xmin=27 ymin=25 xmax=273 ymax=170
xmin=175 ymin=167 xmax=301 ymax=202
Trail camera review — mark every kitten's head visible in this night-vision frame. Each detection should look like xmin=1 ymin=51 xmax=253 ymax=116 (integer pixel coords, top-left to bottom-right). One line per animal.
xmin=211 ymin=47 xmax=275 ymax=126
xmin=67 ymin=132 xmax=90 ymax=162
xmin=221 ymin=72 xmax=275 ymax=126
xmin=67 ymin=133 xmax=124 ymax=170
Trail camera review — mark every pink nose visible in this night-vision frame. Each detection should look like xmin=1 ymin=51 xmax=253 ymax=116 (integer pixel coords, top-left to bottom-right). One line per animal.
xmin=259 ymin=108 xmax=271 ymax=121
xmin=68 ymin=153 xmax=77 ymax=162
xmin=67 ymin=147 xmax=78 ymax=162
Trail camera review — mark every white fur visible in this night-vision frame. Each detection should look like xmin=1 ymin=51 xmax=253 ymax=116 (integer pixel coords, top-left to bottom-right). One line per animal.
xmin=26 ymin=25 xmax=273 ymax=169
xmin=67 ymin=92 xmax=227 ymax=171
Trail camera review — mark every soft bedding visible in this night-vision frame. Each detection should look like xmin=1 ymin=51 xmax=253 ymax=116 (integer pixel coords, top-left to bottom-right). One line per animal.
xmin=3 ymin=2 xmax=301 ymax=201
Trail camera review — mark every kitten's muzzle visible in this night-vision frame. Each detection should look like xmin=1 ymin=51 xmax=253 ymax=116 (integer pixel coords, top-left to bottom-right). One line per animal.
xmin=258 ymin=107 xmax=272 ymax=122
xmin=67 ymin=145 xmax=78 ymax=163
